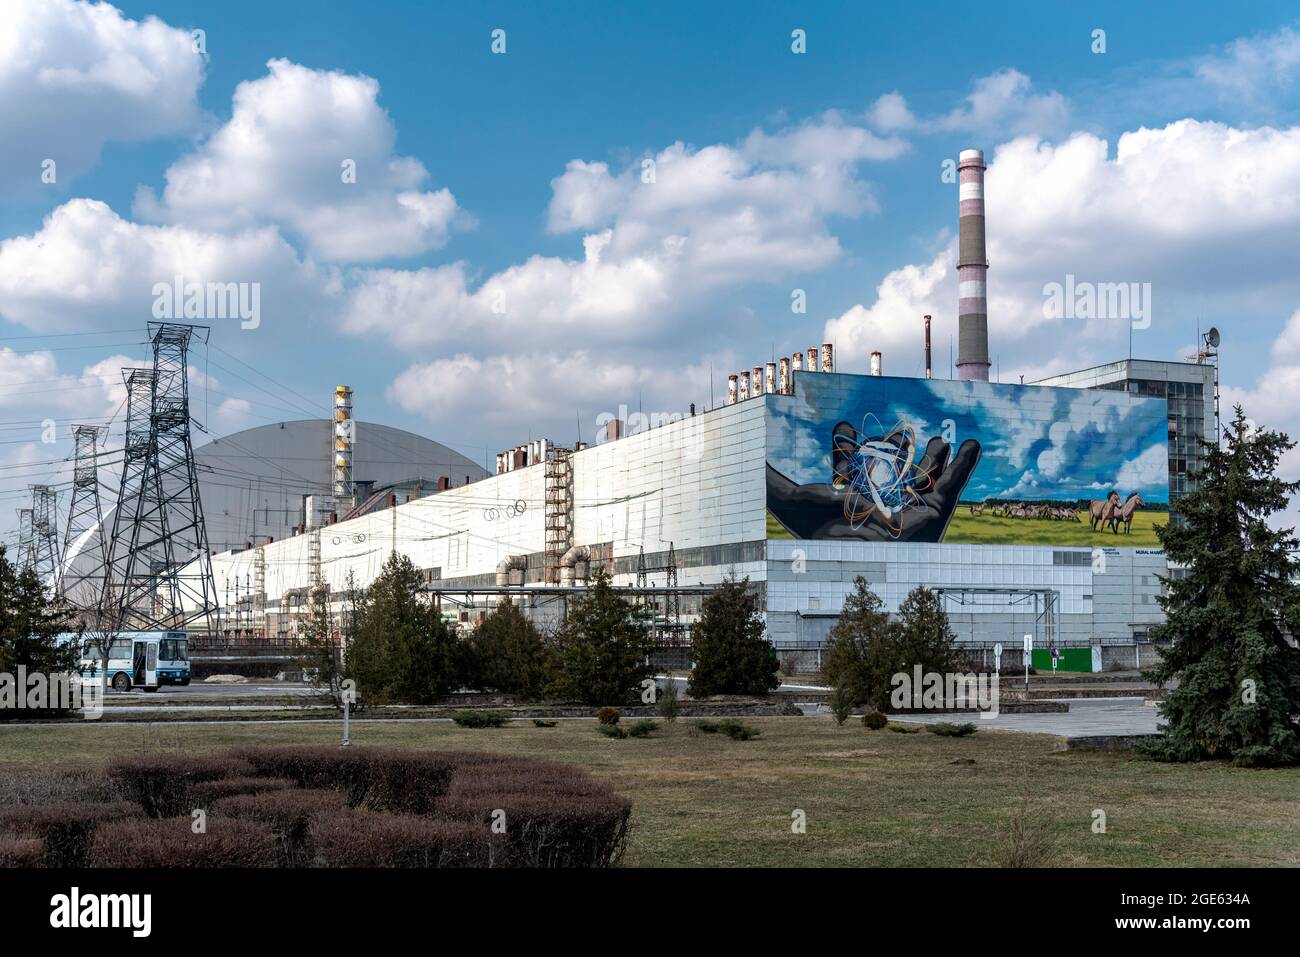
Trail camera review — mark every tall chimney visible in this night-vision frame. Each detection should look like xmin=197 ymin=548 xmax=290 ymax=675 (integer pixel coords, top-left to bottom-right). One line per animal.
xmin=924 ymin=315 xmax=933 ymax=379
xmin=820 ymin=343 xmax=833 ymax=374
xmin=778 ymin=357 xmax=790 ymax=394
xmin=792 ymin=351 xmax=804 ymax=374
xmin=333 ymin=385 xmax=354 ymax=501
xmin=752 ymin=366 xmax=763 ymax=396
xmin=727 ymin=374 xmax=738 ymax=405
xmin=765 ymin=361 xmax=777 ymax=395
xmin=807 ymin=347 xmax=818 ymax=372
xmin=956 ymin=148 xmax=991 ymax=381
xmin=739 ymin=370 xmax=750 ymax=401
xmin=870 ymin=351 xmax=882 ymax=376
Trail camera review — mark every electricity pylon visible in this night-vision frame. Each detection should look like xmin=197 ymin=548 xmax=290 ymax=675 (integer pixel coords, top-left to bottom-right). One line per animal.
xmin=60 ymin=424 xmax=109 ymax=614
xmin=103 ymin=323 xmax=215 ymax=630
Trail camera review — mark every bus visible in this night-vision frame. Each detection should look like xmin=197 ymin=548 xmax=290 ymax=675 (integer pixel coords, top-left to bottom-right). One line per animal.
xmin=69 ymin=632 xmax=191 ymax=692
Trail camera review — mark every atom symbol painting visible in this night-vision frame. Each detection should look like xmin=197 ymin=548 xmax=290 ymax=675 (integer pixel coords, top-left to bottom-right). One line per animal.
xmin=829 ymin=414 xmax=938 ymax=538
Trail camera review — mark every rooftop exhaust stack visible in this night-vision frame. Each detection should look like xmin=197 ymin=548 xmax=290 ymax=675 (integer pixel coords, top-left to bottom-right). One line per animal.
xmin=924 ymin=315 xmax=933 ymax=379
xmin=727 ymin=374 xmax=738 ymax=405
xmin=956 ymin=148 xmax=991 ymax=381
xmin=870 ymin=351 xmax=882 ymax=376
xmin=333 ymin=385 xmax=354 ymax=501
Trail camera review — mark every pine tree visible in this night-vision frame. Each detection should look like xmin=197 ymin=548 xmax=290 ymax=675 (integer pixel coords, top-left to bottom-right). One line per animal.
xmin=687 ymin=575 xmax=780 ymax=696
xmin=346 ymin=553 xmax=464 ymax=705
xmin=823 ymin=576 xmax=899 ymax=710
xmin=1143 ymin=407 xmax=1300 ymax=766
xmin=548 ymin=569 xmax=651 ymax=706
xmin=466 ymin=601 xmax=549 ymax=698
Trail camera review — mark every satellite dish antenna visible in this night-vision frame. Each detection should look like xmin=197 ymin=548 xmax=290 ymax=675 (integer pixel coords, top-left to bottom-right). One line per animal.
xmin=1207 ymin=327 xmax=1220 ymax=348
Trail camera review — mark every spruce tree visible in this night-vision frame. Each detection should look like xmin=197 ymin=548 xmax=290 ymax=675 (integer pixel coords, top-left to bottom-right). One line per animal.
xmin=1143 ymin=407 xmax=1300 ymax=767
xmin=549 ymin=569 xmax=651 ymax=706
xmin=687 ymin=575 xmax=780 ymax=696
xmin=0 ymin=545 xmax=77 ymax=717
xmin=894 ymin=586 xmax=961 ymax=682
xmin=823 ymin=575 xmax=898 ymax=710
xmin=347 ymin=553 xmax=463 ymax=704
xmin=466 ymin=601 xmax=549 ymax=698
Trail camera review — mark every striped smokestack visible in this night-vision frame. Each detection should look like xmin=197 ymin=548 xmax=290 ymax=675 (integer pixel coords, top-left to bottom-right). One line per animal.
xmin=956 ymin=148 xmax=990 ymax=381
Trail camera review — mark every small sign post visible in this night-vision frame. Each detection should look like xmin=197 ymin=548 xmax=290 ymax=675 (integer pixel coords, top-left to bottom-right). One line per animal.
xmin=1022 ymin=634 xmax=1033 ymax=695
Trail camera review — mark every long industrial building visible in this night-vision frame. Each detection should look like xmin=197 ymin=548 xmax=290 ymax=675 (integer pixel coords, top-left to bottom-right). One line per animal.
xmin=166 ymin=146 xmax=1217 ymax=670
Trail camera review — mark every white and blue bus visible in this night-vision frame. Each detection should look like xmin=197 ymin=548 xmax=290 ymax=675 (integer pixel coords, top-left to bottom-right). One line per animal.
xmin=67 ymin=632 xmax=191 ymax=692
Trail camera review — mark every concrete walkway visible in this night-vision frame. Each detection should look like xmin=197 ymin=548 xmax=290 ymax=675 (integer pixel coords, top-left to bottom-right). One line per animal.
xmin=883 ymin=697 xmax=1161 ymax=738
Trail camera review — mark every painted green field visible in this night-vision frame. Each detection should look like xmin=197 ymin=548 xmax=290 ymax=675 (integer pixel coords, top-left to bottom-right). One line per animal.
xmin=767 ymin=508 xmax=1165 ymax=547
xmin=945 ymin=509 xmax=1165 ymax=547
xmin=2 ymin=718 xmax=1296 ymax=866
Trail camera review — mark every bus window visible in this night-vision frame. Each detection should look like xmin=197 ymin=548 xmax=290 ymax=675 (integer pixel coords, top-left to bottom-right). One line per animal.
xmin=160 ymin=638 xmax=188 ymax=661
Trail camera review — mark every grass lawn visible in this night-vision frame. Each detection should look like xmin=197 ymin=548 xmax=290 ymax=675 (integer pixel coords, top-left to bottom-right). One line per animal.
xmin=3 ymin=717 xmax=1296 ymax=867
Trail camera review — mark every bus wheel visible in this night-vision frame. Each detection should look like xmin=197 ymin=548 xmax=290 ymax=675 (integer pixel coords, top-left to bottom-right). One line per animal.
xmin=112 ymin=673 xmax=131 ymax=692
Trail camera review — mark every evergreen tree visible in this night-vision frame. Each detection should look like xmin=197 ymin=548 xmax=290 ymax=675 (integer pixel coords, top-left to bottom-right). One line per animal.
xmin=548 ymin=569 xmax=651 ymax=706
xmin=823 ymin=576 xmax=898 ymax=711
xmin=0 ymin=545 xmax=77 ymax=717
xmin=1143 ymin=407 xmax=1300 ymax=767
xmin=347 ymin=553 xmax=464 ymax=705
xmin=894 ymin=586 xmax=961 ymax=682
xmin=465 ymin=601 xmax=549 ymax=698
xmin=687 ymin=575 xmax=780 ymax=696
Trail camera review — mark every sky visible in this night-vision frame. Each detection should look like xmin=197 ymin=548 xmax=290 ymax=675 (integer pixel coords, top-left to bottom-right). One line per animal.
xmin=3 ymin=0 xmax=1300 ymax=544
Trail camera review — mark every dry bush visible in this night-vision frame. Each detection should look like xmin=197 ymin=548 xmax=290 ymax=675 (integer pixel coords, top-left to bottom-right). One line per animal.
xmin=0 ymin=836 xmax=43 ymax=867
xmin=0 ymin=768 xmax=126 ymax=808
xmin=0 ymin=800 xmax=140 ymax=867
xmin=89 ymin=817 xmax=280 ymax=868
xmin=213 ymin=789 xmax=349 ymax=865
xmin=190 ymin=776 xmax=296 ymax=805
xmin=109 ymin=754 xmax=253 ymax=818
xmin=234 ymin=746 xmax=458 ymax=813
xmin=4 ymin=746 xmax=632 ymax=869
xmin=311 ymin=811 xmax=490 ymax=867
xmin=994 ymin=802 xmax=1060 ymax=867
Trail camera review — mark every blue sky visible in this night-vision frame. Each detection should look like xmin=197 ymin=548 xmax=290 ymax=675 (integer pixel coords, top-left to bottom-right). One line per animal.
xmin=3 ymin=0 xmax=1300 ymax=538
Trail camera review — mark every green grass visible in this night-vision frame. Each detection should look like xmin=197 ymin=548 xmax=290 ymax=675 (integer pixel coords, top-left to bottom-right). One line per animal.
xmin=3 ymin=718 xmax=1296 ymax=867
xmin=945 ymin=509 xmax=1165 ymax=547
xmin=768 ymin=507 xmax=1165 ymax=546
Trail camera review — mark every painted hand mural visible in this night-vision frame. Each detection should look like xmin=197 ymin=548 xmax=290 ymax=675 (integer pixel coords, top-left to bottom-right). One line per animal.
xmin=766 ymin=419 xmax=981 ymax=542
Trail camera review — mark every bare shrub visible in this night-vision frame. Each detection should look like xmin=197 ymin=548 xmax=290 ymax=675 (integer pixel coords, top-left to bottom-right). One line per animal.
xmin=89 ymin=817 xmax=279 ymax=868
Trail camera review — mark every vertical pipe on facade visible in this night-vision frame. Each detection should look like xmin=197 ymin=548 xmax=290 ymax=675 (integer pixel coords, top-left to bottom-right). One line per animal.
xmin=956 ymin=148 xmax=991 ymax=381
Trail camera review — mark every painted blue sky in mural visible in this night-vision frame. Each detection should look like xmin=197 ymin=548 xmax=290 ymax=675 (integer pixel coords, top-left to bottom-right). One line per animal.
xmin=768 ymin=373 xmax=1170 ymax=504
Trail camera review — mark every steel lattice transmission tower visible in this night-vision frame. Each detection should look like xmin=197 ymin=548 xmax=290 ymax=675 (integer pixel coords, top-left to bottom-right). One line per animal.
xmin=102 ymin=323 xmax=215 ymax=630
xmin=60 ymin=424 xmax=109 ymax=613
xmin=29 ymin=484 xmax=61 ymax=587
xmin=14 ymin=507 xmax=35 ymax=570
